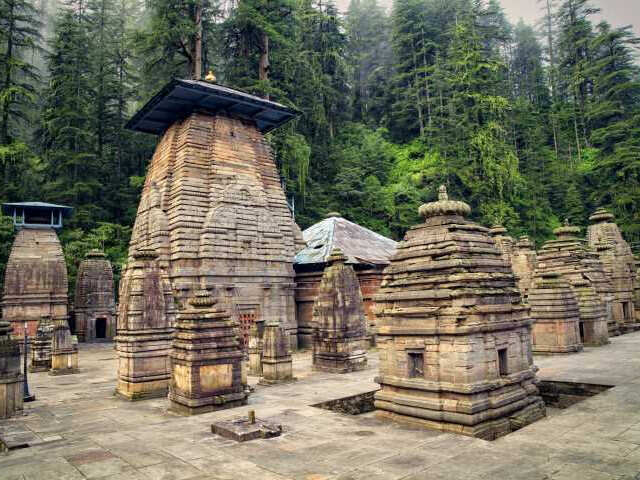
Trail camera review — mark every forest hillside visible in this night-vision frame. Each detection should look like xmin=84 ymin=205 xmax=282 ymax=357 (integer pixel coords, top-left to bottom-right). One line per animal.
xmin=0 ymin=0 xmax=639 ymax=298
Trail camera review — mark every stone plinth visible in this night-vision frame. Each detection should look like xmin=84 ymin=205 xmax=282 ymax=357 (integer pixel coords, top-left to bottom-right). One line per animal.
xmin=29 ymin=316 xmax=53 ymax=372
xmin=211 ymin=416 xmax=283 ymax=442
xmin=123 ymin=82 xmax=304 ymax=353
xmin=74 ymin=250 xmax=115 ymax=342
xmin=529 ymin=273 xmax=583 ymax=354
xmin=259 ymin=324 xmax=294 ymax=385
xmin=587 ymin=209 xmax=637 ymax=332
xmin=512 ymin=236 xmax=538 ymax=301
xmin=49 ymin=317 xmax=78 ymax=375
xmin=169 ymin=291 xmax=248 ymax=415
xmin=115 ymin=249 xmax=176 ymax=400
xmin=535 ymin=221 xmax=610 ymax=346
xmin=373 ymin=185 xmax=545 ymax=441
xmin=1 ymin=227 xmax=68 ymax=340
xmin=248 ymin=322 xmax=264 ymax=376
xmin=312 ymin=248 xmax=368 ymax=373
xmin=0 ymin=321 xmax=23 ymax=419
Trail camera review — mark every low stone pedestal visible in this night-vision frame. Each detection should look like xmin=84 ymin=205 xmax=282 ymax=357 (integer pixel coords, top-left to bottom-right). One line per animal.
xmin=30 ymin=317 xmax=53 ymax=372
xmin=169 ymin=291 xmax=248 ymax=415
xmin=0 ymin=321 xmax=23 ymax=419
xmin=248 ymin=322 xmax=264 ymax=376
xmin=49 ymin=319 xmax=78 ymax=375
xmin=259 ymin=324 xmax=295 ymax=385
xmin=211 ymin=414 xmax=282 ymax=442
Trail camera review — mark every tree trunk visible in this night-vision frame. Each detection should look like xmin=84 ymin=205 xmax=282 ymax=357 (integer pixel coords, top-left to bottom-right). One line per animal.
xmin=259 ymin=33 xmax=270 ymax=99
xmin=1 ymin=0 xmax=16 ymax=145
xmin=192 ymin=1 xmax=203 ymax=79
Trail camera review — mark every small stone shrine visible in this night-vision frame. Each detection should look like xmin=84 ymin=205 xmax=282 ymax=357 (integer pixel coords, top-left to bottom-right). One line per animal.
xmin=511 ymin=236 xmax=538 ymax=301
xmin=535 ymin=221 xmax=610 ymax=346
xmin=122 ymin=78 xmax=303 ymax=354
xmin=373 ymin=185 xmax=545 ymax=440
xmin=528 ymin=272 xmax=583 ymax=354
xmin=169 ymin=290 xmax=248 ymax=415
xmin=583 ymin=244 xmax=618 ymax=337
xmin=312 ymin=248 xmax=368 ymax=373
xmin=247 ymin=322 xmax=264 ymax=376
xmin=489 ymin=225 xmax=515 ymax=264
xmin=74 ymin=250 xmax=116 ymax=342
xmin=295 ymin=213 xmax=397 ymax=348
xmin=259 ymin=323 xmax=294 ymax=385
xmin=115 ymin=249 xmax=176 ymax=400
xmin=0 ymin=320 xmax=22 ymax=419
xmin=1 ymin=202 xmax=72 ymax=340
xmin=587 ymin=208 xmax=637 ymax=332
xmin=50 ymin=317 xmax=78 ymax=375
xmin=29 ymin=316 xmax=54 ymax=372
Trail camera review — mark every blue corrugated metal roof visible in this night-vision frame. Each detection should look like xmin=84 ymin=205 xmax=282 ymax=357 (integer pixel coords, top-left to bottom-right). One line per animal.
xmin=295 ymin=216 xmax=397 ymax=266
xmin=125 ymin=79 xmax=301 ymax=135
xmin=2 ymin=202 xmax=73 ymax=217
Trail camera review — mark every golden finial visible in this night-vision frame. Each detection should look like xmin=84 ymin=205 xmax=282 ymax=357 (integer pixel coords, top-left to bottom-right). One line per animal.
xmin=204 ymin=70 xmax=216 ymax=83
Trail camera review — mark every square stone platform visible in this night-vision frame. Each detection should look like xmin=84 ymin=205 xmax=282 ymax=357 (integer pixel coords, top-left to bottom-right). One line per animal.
xmin=2 ymin=336 xmax=640 ymax=479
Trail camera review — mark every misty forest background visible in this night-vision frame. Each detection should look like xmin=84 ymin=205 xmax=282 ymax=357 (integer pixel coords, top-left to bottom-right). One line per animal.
xmin=1 ymin=0 xmax=639 ymax=298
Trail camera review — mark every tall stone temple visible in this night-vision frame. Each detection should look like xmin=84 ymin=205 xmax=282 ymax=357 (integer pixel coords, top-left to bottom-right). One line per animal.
xmin=1 ymin=202 xmax=72 ymax=340
xmin=74 ymin=250 xmax=116 ymax=342
xmin=587 ymin=208 xmax=637 ymax=332
xmin=122 ymin=78 xmax=304 ymax=351
xmin=373 ymin=186 xmax=545 ymax=440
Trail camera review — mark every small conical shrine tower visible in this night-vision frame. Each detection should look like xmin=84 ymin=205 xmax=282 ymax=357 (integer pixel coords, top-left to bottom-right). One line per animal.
xmin=74 ymin=250 xmax=116 ymax=342
xmin=535 ymin=221 xmax=610 ymax=346
xmin=1 ymin=202 xmax=72 ymax=340
xmin=587 ymin=208 xmax=637 ymax=332
xmin=373 ymin=186 xmax=545 ymax=440
xmin=312 ymin=248 xmax=368 ymax=373
xmin=511 ymin=236 xmax=538 ymax=301
xmin=529 ymin=272 xmax=582 ymax=354
xmin=121 ymin=78 xmax=304 ymax=352
xmin=489 ymin=225 xmax=515 ymax=265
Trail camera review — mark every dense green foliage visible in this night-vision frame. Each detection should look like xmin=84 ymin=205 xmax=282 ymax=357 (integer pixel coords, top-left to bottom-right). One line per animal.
xmin=0 ymin=0 xmax=639 ymax=298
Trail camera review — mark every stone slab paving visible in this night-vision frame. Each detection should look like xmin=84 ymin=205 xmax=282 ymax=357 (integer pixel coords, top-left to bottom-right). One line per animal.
xmin=3 ymin=336 xmax=640 ymax=479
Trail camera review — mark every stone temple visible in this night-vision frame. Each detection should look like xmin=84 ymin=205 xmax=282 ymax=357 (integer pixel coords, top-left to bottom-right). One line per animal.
xmin=587 ymin=208 xmax=637 ymax=332
xmin=511 ymin=236 xmax=538 ymax=301
xmin=295 ymin=213 xmax=396 ymax=347
xmin=74 ymin=250 xmax=116 ymax=342
xmin=1 ymin=202 xmax=72 ymax=340
xmin=373 ymin=185 xmax=545 ymax=440
xmin=122 ymin=79 xmax=303 ymax=353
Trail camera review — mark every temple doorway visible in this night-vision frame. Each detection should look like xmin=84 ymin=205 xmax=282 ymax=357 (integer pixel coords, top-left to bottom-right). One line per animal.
xmin=95 ymin=318 xmax=107 ymax=339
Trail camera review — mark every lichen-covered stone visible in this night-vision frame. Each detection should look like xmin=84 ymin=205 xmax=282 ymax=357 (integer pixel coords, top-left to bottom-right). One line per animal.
xmin=587 ymin=209 xmax=637 ymax=332
xmin=512 ymin=236 xmax=538 ymax=301
xmin=30 ymin=316 xmax=53 ymax=372
xmin=373 ymin=185 xmax=545 ymax=440
xmin=121 ymin=111 xmax=303 ymax=357
xmin=1 ymin=228 xmax=68 ymax=339
xmin=312 ymin=248 xmax=368 ymax=373
xmin=259 ymin=324 xmax=294 ymax=385
xmin=0 ymin=321 xmax=22 ymax=419
xmin=74 ymin=250 xmax=115 ymax=342
xmin=169 ymin=290 xmax=248 ymax=415
xmin=529 ymin=273 xmax=583 ymax=354
xmin=115 ymin=249 xmax=176 ymax=400
xmin=50 ymin=318 xmax=78 ymax=375
xmin=535 ymin=221 xmax=610 ymax=345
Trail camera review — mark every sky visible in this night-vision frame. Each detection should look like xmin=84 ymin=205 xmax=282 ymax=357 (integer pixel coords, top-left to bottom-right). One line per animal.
xmin=335 ymin=0 xmax=640 ymax=37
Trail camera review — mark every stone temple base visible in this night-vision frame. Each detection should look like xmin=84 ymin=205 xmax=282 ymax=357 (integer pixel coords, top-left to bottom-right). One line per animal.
xmin=0 ymin=375 xmax=23 ymax=419
xmin=211 ymin=417 xmax=283 ymax=442
xmin=49 ymin=351 xmax=78 ymax=375
xmin=115 ymin=379 xmax=169 ymax=401
xmin=376 ymin=400 xmax=546 ymax=441
xmin=532 ymin=344 xmax=584 ymax=355
xmin=169 ymin=391 xmax=248 ymax=416
xmin=313 ymin=351 xmax=367 ymax=374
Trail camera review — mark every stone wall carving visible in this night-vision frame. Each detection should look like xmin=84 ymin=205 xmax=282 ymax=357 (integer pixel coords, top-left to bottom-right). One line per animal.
xmin=74 ymin=250 xmax=115 ymax=342
xmin=373 ymin=185 xmax=545 ymax=440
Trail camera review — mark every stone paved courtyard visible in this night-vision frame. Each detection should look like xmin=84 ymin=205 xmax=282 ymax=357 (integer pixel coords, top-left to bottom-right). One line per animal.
xmin=3 ymin=334 xmax=640 ymax=479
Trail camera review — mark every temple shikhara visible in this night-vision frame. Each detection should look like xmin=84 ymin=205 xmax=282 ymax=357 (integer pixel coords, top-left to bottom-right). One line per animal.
xmin=373 ymin=186 xmax=545 ymax=440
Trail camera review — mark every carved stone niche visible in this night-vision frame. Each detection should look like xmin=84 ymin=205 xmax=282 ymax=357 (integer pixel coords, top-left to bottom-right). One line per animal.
xmin=373 ymin=185 xmax=545 ymax=440
xmin=169 ymin=290 xmax=248 ymax=415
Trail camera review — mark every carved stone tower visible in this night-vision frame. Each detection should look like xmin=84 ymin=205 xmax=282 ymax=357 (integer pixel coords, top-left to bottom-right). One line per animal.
xmin=373 ymin=186 xmax=545 ymax=440
xmin=121 ymin=79 xmax=303 ymax=352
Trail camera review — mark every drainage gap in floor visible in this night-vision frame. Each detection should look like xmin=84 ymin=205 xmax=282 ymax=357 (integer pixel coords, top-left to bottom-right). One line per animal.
xmin=311 ymin=390 xmax=378 ymax=415
xmin=538 ymin=381 xmax=613 ymax=409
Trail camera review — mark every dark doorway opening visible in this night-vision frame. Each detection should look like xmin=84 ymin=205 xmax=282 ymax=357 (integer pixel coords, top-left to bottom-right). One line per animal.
xmin=498 ymin=348 xmax=508 ymax=376
xmin=623 ymin=302 xmax=631 ymax=321
xmin=407 ymin=352 xmax=424 ymax=378
xmin=579 ymin=322 xmax=585 ymax=343
xmin=95 ymin=318 xmax=107 ymax=339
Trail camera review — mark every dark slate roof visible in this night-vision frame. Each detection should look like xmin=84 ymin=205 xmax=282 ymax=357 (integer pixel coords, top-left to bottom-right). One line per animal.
xmin=125 ymin=79 xmax=300 ymax=135
xmin=295 ymin=216 xmax=397 ymax=266
xmin=2 ymin=202 xmax=73 ymax=217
